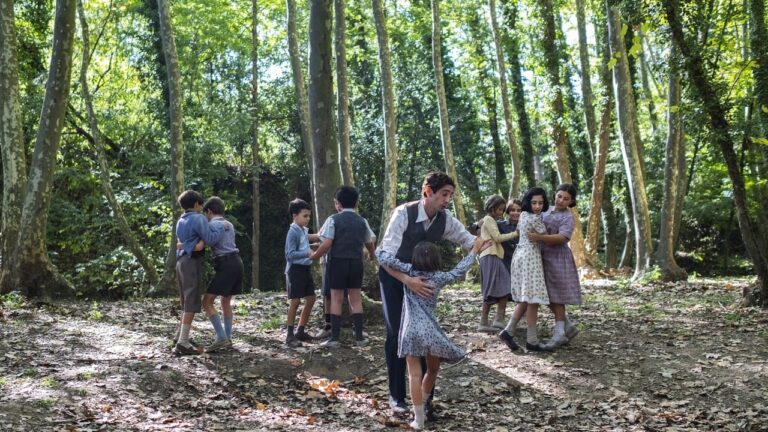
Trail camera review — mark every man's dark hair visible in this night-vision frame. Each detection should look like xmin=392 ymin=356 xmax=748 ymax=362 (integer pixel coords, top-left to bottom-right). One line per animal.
xmin=411 ymin=241 xmax=442 ymax=272
xmin=521 ymin=187 xmax=550 ymax=213
xmin=178 ymin=190 xmax=204 ymax=210
xmin=203 ymin=196 xmax=226 ymax=215
xmin=422 ymin=171 xmax=455 ymax=198
xmin=335 ymin=185 xmax=359 ymax=208
xmin=555 ymin=183 xmax=578 ymax=208
xmin=289 ymin=198 xmax=311 ymax=216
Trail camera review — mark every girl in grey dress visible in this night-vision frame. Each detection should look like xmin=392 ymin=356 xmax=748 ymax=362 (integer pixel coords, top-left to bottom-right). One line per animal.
xmin=379 ymin=237 xmax=487 ymax=430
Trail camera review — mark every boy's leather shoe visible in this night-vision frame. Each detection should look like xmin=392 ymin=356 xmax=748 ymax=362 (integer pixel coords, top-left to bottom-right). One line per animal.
xmin=295 ymin=331 xmax=313 ymax=342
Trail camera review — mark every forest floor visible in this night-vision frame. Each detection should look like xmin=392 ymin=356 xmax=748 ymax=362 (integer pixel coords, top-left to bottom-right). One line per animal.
xmin=1 ymin=276 xmax=767 ymax=431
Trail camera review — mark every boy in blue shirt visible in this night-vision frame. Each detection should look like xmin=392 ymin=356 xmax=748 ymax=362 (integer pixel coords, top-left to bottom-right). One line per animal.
xmin=284 ymin=198 xmax=321 ymax=347
xmin=174 ymin=190 xmax=225 ymax=355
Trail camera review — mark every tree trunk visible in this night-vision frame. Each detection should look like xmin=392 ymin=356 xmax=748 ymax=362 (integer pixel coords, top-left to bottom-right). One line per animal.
xmin=371 ymin=0 xmax=398 ymax=239
xmin=0 ymin=0 xmax=76 ymax=298
xmin=584 ymin=18 xmax=612 ymax=266
xmin=0 ymin=0 xmax=27 ymax=281
xmin=666 ymin=0 xmax=768 ymax=305
xmin=431 ymin=0 xmax=466 ymax=225
xmin=335 ymin=0 xmax=354 ymax=186
xmin=607 ymin=1 xmax=653 ymax=280
xmin=602 ymin=173 xmax=619 ymax=269
xmin=251 ymin=0 xmax=261 ymax=291
xmin=151 ymin=0 xmax=185 ymax=297
xmin=576 ymin=0 xmax=597 ymax=159
xmin=500 ymin=0 xmax=534 ymax=189
xmin=656 ymin=47 xmax=687 ymax=281
xmin=638 ymin=41 xmax=659 ymax=136
xmin=308 ymin=0 xmax=342 ymax=223
xmin=488 ymin=0 xmax=520 ymax=199
xmin=286 ymin=0 xmax=316 ymax=225
xmin=484 ymin=86 xmax=507 ymax=194
xmin=76 ymin=0 xmax=159 ymax=288
xmin=619 ymin=186 xmax=634 ymax=269
xmin=751 ymin=0 xmax=768 ymax=136
xmin=538 ymin=0 xmax=589 ymax=268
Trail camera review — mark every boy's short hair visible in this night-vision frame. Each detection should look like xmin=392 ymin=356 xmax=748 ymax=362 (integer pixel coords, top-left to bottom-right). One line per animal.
xmin=203 ymin=196 xmax=225 ymax=215
xmin=483 ymin=194 xmax=507 ymax=214
xmin=422 ymin=171 xmax=455 ymax=198
xmin=289 ymin=198 xmax=311 ymax=216
xmin=506 ymin=199 xmax=523 ymax=213
xmin=335 ymin=185 xmax=359 ymax=208
xmin=411 ymin=241 xmax=442 ymax=272
xmin=178 ymin=190 xmax=204 ymax=210
xmin=555 ymin=183 xmax=578 ymax=207
xmin=521 ymin=187 xmax=550 ymax=213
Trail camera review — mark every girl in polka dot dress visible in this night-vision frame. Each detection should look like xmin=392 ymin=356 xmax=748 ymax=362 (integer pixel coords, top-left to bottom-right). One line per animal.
xmin=379 ymin=237 xmax=488 ymax=430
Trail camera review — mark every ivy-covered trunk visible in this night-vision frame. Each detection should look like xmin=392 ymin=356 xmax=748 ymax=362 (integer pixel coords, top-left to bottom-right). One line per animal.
xmin=335 ymin=0 xmax=354 ymax=187
xmin=251 ymin=0 xmax=260 ymax=291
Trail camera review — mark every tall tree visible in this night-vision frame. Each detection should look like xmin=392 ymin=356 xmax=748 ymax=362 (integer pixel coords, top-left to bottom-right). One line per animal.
xmin=656 ymin=47 xmax=686 ymax=281
xmin=335 ymin=0 xmax=354 ymax=186
xmin=372 ymin=0 xmax=398 ymax=237
xmin=500 ymin=0 xmax=535 ymax=188
xmin=251 ymin=0 xmax=260 ymax=290
xmin=751 ymin=0 xmax=768 ymax=136
xmin=308 ymin=0 xmax=342 ymax=222
xmin=537 ymin=0 xmax=588 ymax=268
xmin=666 ymin=0 xmax=768 ymax=305
xmin=0 ymin=0 xmax=27 ymax=281
xmin=576 ymin=0 xmax=597 ymax=158
xmin=76 ymin=0 xmax=159 ymax=287
xmin=0 ymin=0 xmax=76 ymax=297
xmin=152 ymin=0 xmax=185 ymax=296
xmin=606 ymin=1 xmax=653 ymax=280
xmin=431 ymin=0 xmax=466 ymax=224
xmin=488 ymin=0 xmax=520 ymax=199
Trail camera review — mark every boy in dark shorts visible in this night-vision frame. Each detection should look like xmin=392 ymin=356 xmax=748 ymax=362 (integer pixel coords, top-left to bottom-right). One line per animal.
xmin=284 ymin=198 xmax=321 ymax=347
xmin=310 ymin=186 xmax=376 ymax=348
xmin=174 ymin=190 xmax=225 ymax=356
xmin=199 ymin=196 xmax=243 ymax=353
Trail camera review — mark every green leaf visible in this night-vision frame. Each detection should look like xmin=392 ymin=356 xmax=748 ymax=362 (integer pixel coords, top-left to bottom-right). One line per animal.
xmin=641 ymin=22 xmax=651 ymax=33
xmin=621 ymin=23 xmax=628 ymax=37
xmin=669 ymin=105 xmax=680 ymax=113
xmin=761 ymin=105 xmax=768 ymax=114
xmin=629 ymin=43 xmax=642 ymax=58
xmin=608 ymin=58 xmax=618 ymax=70
xmin=751 ymin=137 xmax=768 ymax=146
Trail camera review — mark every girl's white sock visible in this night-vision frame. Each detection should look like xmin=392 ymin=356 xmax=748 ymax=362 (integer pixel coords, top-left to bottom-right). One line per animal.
xmin=411 ymin=405 xmax=425 ymax=429
xmin=526 ymin=326 xmax=539 ymax=344
xmin=554 ymin=321 xmax=566 ymax=337
xmin=504 ymin=317 xmax=519 ymax=332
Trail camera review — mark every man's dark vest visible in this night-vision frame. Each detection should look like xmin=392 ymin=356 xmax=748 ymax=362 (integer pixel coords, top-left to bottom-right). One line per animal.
xmin=329 ymin=211 xmax=367 ymax=259
xmin=395 ymin=201 xmax=446 ymax=263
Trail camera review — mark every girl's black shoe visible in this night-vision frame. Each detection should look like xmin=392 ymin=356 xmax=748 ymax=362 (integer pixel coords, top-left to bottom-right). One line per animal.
xmin=525 ymin=342 xmax=553 ymax=352
xmin=498 ymin=330 xmax=520 ymax=351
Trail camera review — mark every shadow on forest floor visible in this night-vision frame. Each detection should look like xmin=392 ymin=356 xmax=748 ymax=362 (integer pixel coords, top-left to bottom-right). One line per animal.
xmin=0 ymin=277 xmax=767 ymax=431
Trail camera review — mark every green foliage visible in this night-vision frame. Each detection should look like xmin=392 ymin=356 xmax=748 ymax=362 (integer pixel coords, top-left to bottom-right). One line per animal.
xmin=41 ymin=377 xmax=60 ymax=389
xmin=640 ymin=266 xmax=662 ymax=284
xmin=87 ymin=302 xmax=104 ymax=321
xmin=259 ymin=315 xmax=282 ymax=331
xmin=36 ymin=398 xmax=56 ymax=409
xmin=0 ymin=292 xmax=28 ymax=310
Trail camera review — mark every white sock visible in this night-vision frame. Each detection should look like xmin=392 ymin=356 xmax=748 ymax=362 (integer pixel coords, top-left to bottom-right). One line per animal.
xmin=526 ymin=326 xmax=539 ymax=344
xmin=178 ymin=324 xmax=192 ymax=346
xmin=412 ymin=404 xmax=425 ymax=427
xmin=554 ymin=321 xmax=566 ymax=337
xmin=504 ymin=317 xmax=519 ymax=333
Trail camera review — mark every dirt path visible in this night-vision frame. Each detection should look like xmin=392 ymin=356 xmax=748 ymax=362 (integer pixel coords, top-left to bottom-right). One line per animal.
xmin=1 ymin=277 xmax=766 ymax=431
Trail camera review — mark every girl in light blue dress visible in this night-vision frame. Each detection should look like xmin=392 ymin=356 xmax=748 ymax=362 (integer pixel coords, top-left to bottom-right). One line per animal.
xmin=379 ymin=237 xmax=487 ymax=430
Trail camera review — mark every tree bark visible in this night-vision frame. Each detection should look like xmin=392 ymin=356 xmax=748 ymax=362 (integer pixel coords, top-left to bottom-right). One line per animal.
xmin=251 ymin=0 xmax=261 ymax=291
xmin=576 ymin=0 xmax=597 ymax=159
xmin=371 ymin=0 xmax=398 ymax=239
xmin=286 ymin=0 xmax=316 ymax=225
xmin=656 ymin=47 xmax=687 ymax=281
xmin=77 ymin=0 xmax=159 ymax=288
xmin=666 ymin=0 xmax=768 ymax=305
xmin=309 ymin=0 xmax=342 ymax=223
xmin=151 ymin=0 xmax=185 ymax=297
xmin=431 ymin=0 xmax=466 ymax=225
xmin=488 ymin=0 xmax=520 ymax=199
xmin=751 ymin=0 xmax=768 ymax=135
xmin=0 ymin=0 xmax=76 ymax=298
xmin=335 ymin=0 xmax=354 ymax=186
xmin=602 ymin=173 xmax=619 ymax=269
xmin=500 ymin=0 xmax=534 ymax=189
xmin=0 ymin=0 xmax=27 ymax=282
xmin=607 ymin=1 xmax=653 ymax=280
xmin=538 ymin=0 xmax=588 ymax=268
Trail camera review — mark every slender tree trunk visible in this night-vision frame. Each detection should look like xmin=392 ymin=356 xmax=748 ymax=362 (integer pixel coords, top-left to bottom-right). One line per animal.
xmin=309 ymin=0 xmax=342 ymax=223
xmin=538 ymin=0 xmax=588 ymax=268
xmin=0 ymin=0 xmax=27 ymax=281
xmin=488 ymin=0 xmax=520 ymax=199
xmin=151 ymin=0 xmax=185 ymax=296
xmin=576 ymin=0 xmax=596 ymax=159
xmin=372 ymin=0 xmax=398 ymax=238
xmin=751 ymin=0 xmax=768 ymax=136
xmin=607 ymin=1 xmax=653 ymax=280
xmin=656 ymin=47 xmax=687 ymax=281
xmin=602 ymin=173 xmax=619 ymax=269
xmin=638 ymin=42 xmax=659 ymax=136
xmin=585 ymin=19 xmax=612 ymax=266
xmin=666 ymin=0 xmax=768 ymax=305
xmin=77 ymin=0 xmax=159 ymax=288
xmin=286 ymin=0 xmax=316 ymax=224
xmin=251 ymin=0 xmax=260 ymax=291
xmin=335 ymin=0 xmax=354 ymax=186
xmin=485 ymin=88 xmax=508 ymax=194
xmin=619 ymin=186 xmax=635 ymax=269
xmin=431 ymin=0 xmax=466 ymax=224
xmin=0 ymin=0 xmax=76 ymax=297
xmin=500 ymin=0 xmax=534 ymax=188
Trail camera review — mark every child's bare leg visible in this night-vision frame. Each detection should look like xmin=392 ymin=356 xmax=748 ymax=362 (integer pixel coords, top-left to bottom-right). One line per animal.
xmin=480 ymin=303 xmax=491 ymax=326
xmin=329 ymin=289 xmax=344 ymax=342
xmin=494 ymin=298 xmax=508 ymax=323
xmin=504 ymin=302 xmax=527 ymax=332
xmin=406 ymin=356 xmax=425 ymax=429
xmin=525 ymin=303 xmax=540 ymax=344
xmin=287 ymin=298 xmax=301 ymax=333
xmin=421 ymin=354 xmax=442 ymax=400
xmin=298 ymin=295 xmax=315 ymax=327
xmin=202 ymin=294 xmax=217 ymax=317
xmin=348 ymin=288 xmax=365 ymax=342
